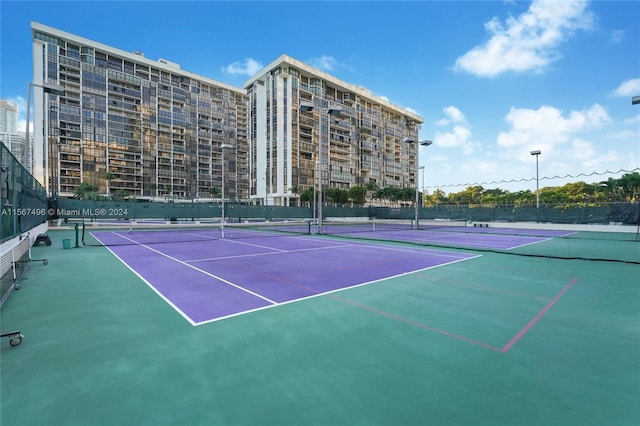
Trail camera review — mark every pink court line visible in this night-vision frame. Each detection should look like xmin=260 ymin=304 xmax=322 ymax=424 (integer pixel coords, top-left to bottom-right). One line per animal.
xmin=330 ymin=295 xmax=504 ymax=352
xmin=501 ymin=276 xmax=579 ymax=352
xmin=332 ymin=276 xmax=579 ymax=354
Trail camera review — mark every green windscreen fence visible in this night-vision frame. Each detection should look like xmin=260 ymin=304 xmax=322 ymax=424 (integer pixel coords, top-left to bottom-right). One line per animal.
xmin=52 ymin=199 xmax=639 ymax=225
xmin=1 ymin=142 xmax=48 ymax=242
xmin=1 ymin=142 xmax=47 ymax=308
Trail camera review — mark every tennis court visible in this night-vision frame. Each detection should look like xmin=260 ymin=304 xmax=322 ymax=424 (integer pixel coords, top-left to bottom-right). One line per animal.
xmin=1 ymin=221 xmax=638 ymax=425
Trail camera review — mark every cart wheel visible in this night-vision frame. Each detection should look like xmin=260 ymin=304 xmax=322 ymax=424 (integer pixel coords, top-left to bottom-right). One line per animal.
xmin=15 ymin=284 xmax=20 ymax=290
xmin=44 ymin=260 xmax=48 ymax=265
xmin=9 ymin=336 xmax=22 ymax=346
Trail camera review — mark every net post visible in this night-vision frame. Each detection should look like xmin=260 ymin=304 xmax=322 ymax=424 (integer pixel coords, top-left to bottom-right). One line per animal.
xmin=74 ymin=223 xmax=79 ymax=248
xmin=27 ymin=233 xmax=32 ymax=262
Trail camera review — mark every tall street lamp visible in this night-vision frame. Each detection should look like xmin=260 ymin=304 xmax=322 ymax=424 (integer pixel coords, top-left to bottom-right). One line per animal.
xmin=313 ymin=160 xmax=318 ymax=222
xmin=530 ymin=150 xmax=541 ymax=208
xmin=221 ymin=143 xmax=232 ymax=238
xmin=419 ymin=166 xmax=425 ymax=206
xmin=300 ymin=101 xmax=343 ymax=234
xmin=403 ymin=138 xmax=432 ymax=229
xmin=24 ymin=82 xmax=65 ymax=171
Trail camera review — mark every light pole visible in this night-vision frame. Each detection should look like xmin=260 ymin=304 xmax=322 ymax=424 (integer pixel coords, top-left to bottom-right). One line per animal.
xmin=403 ymin=138 xmax=432 ymax=229
xmin=313 ymin=160 xmax=318 ymax=222
xmin=300 ymin=101 xmax=343 ymax=234
xmin=23 ymin=82 xmax=65 ymax=180
xmin=530 ymin=150 xmax=541 ymax=208
xmin=419 ymin=166 xmax=425 ymax=206
xmin=221 ymin=143 xmax=232 ymax=238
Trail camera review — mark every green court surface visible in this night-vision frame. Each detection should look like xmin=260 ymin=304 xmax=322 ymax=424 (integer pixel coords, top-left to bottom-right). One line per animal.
xmin=1 ymin=228 xmax=638 ymax=426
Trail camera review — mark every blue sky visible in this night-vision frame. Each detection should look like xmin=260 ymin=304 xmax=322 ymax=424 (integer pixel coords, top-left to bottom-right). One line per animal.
xmin=1 ymin=0 xmax=638 ymax=193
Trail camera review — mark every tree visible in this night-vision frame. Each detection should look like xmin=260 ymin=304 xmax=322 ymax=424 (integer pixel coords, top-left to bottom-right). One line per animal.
xmin=113 ymin=189 xmax=128 ymax=201
xmin=289 ymin=186 xmax=300 ymax=206
xmin=104 ymin=171 xmax=115 ymax=197
xmin=207 ymin=186 xmax=220 ymax=198
xmin=74 ymin=182 xmax=99 ymax=200
xmin=450 ymin=185 xmax=484 ymax=205
xmin=348 ymin=185 xmax=367 ymax=206
xmin=300 ymin=188 xmax=314 ymax=204
xmin=617 ymin=172 xmax=640 ymax=201
xmin=326 ymin=188 xmax=349 ymax=206
xmin=425 ymin=189 xmax=448 ymax=206
xmin=365 ymin=181 xmax=379 ymax=205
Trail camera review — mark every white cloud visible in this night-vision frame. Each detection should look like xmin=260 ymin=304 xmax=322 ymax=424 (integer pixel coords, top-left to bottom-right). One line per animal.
xmin=222 ymin=58 xmax=263 ymax=77
xmin=436 ymin=106 xmax=466 ymax=126
xmin=9 ymin=95 xmax=31 ymax=133
xmin=434 ymin=125 xmax=480 ymax=155
xmin=306 ymin=55 xmax=339 ymax=71
xmin=606 ymin=129 xmax=639 ymax=139
xmin=454 ymin=0 xmax=594 ymax=77
xmin=622 ymin=114 xmax=640 ymax=125
xmin=611 ymin=78 xmax=640 ymax=97
xmin=496 ymin=104 xmax=610 ymax=152
xmin=433 ymin=106 xmax=478 ymax=154
xmin=610 ymin=30 xmax=624 ymax=43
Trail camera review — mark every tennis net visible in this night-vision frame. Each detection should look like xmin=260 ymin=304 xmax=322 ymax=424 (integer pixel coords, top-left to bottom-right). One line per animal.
xmin=320 ymin=218 xmax=467 ymax=234
xmin=82 ymin=220 xmax=312 ymax=247
xmin=321 ymin=220 xmax=639 ymax=264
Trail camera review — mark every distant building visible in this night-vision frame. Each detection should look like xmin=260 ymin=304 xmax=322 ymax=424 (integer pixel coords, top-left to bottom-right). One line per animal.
xmin=0 ymin=133 xmax=27 ymax=165
xmin=30 ymin=22 xmax=423 ymax=204
xmin=0 ymin=100 xmax=18 ymax=134
xmin=0 ymin=100 xmax=30 ymax=167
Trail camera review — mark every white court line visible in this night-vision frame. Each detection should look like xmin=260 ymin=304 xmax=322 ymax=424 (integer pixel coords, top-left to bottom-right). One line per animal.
xmin=193 ymin=254 xmax=480 ymax=326
xmin=187 ymin=243 xmax=356 ymax=263
xmin=187 ymin=237 xmax=472 ymax=263
xmin=92 ymin=233 xmax=197 ymax=326
xmin=334 ymin=240 xmax=475 ymax=259
xmin=507 ymin=237 xmax=554 ymax=250
xmin=216 ymin=238 xmax=288 ymax=252
xmin=95 ymin=230 xmax=481 ymax=327
xmin=108 ymin=232 xmax=277 ymax=304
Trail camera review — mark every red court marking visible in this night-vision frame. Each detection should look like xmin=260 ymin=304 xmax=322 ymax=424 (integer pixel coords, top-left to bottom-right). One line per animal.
xmin=331 ymin=277 xmax=579 ymax=354
xmin=330 ymin=295 xmax=504 ymax=352
xmin=501 ymin=276 xmax=579 ymax=353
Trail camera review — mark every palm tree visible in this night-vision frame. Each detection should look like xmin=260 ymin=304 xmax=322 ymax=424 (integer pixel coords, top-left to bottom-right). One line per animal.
xmin=104 ymin=172 xmax=115 ymax=197
xmin=207 ymin=186 xmax=221 ymax=199
xmin=289 ymin=186 xmax=300 ymax=206
xmin=365 ymin=181 xmax=379 ymax=206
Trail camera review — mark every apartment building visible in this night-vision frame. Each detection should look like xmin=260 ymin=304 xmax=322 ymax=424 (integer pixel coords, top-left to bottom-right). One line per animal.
xmin=0 ymin=100 xmax=28 ymax=166
xmin=29 ymin=23 xmax=423 ymax=204
xmin=245 ymin=55 xmax=423 ymax=206
xmin=0 ymin=100 xmax=19 ymax=135
xmin=30 ymin=22 xmax=248 ymax=201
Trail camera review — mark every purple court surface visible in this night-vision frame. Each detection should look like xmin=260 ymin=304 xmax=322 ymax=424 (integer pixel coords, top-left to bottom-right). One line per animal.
xmin=91 ymin=227 xmax=564 ymax=325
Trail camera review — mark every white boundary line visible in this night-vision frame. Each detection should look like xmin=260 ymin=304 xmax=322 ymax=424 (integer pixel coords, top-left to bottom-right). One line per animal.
xmin=93 ymin=233 xmax=198 ymax=326
xmin=194 ymin=254 xmax=481 ymax=326
xmin=110 ymin=232 xmax=277 ymax=304
xmin=507 ymin=237 xmax=554 ymax=250
xmin=93 ymin=230 xmax=481 ymax=327
xmin=187 ymin=243 xmax=356 ymax=263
